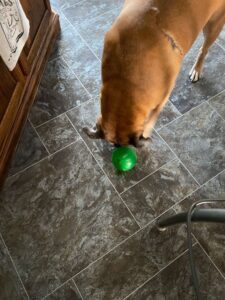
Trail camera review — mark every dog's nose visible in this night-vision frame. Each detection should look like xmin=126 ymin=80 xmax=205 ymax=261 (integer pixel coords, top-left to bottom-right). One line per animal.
xmin=114 ymin=144 xmax=121 ymax=148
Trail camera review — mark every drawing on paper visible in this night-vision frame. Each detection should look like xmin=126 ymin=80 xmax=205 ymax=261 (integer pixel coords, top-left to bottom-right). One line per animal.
xmin=0 ymin=0 xmax=24 ymax=54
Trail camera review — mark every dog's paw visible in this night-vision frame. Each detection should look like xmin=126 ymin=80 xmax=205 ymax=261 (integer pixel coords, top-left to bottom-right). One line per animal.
xmin=140 ymin=135 xmax=152 ymax=142
xmin=136 ymin=135 xmax=152 ymax=148
xmin=189 ymin=68 xmax=200 ymax=83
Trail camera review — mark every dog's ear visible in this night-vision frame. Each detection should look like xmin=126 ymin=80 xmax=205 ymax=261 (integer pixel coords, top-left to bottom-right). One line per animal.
xmin=83 ymin=127 xmax=104 ymax=139
xmin=83 ymin=117 xmax=104 ymax=139
xmin=149 ymin=7 xmax=159 ymax=17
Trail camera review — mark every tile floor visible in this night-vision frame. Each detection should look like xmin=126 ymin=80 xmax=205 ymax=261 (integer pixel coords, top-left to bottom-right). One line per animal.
xmin=1 ymin=1 xmax=225 ymax=299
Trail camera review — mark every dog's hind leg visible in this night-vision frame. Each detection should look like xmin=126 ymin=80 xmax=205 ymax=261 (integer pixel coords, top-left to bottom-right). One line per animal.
xmin=189 ymin=15 xmax=225 ymax=83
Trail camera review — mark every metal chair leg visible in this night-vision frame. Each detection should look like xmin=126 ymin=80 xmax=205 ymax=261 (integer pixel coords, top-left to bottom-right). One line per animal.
xmin=157 ymin=208 xmax=225 ymax=230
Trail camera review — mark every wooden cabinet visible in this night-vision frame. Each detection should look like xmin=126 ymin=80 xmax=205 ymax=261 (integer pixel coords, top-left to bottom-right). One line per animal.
xmin=0 ymin=0 xmax=59 ymax=185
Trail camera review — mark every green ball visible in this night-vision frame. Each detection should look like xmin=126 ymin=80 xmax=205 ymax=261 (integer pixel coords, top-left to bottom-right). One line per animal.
xmin=112 ymin=146 xmax=137 ymax=171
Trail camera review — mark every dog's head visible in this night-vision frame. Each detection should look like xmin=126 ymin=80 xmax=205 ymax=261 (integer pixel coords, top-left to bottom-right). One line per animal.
xmin=83 ymin=94 xmax=152 ymax=148
xmin=83 ymin=5 xmax=182 ymax=147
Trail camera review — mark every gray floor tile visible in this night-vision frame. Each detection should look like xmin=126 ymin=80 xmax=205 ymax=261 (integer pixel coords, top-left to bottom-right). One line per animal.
xmin=45 ymin=280 xmax=81 ymax=300
xmin=2 ymin=1 xmax=225 ymax=298
xmin=58 ymin=13 xmax=71 ymax=30
xmin=127 ymin=244 xmax=225 ymax=300
xmin=155 ymin=101 xmax=181 ymax=131
xmin=51 ymin=0 xmax=84 ymax=11
xmin=36 ymin=114 xmax=80 ymax=154
xmin=0 ymin=141 xmax=138 ymax=299
xmin=50 ymin=0 xmax=61 ymax=12
xmin=49 ymin=5 xmax=70 ymax=28
xmin=63 ymin=0 xmax=122 ymax=29
xmin=9 ymin=121 xmax=48 ymax=176
xmin=67 ymin=54 xmax=101 ymax=97
xmin=173 ymin=169 xmax=225 ymax=277
xmin=159 ymin=102 xmax=225 ymax=185
xmin=77 ymin=8 xmax=121 ymax=59
xmin=171 ymin=36 xmax=225 ymax=113
xmin=67 ymin=100 xmax=175 ymax=193
xmin=217 ymin=27 xmax=225 ymax=49
xmin=49 ymin=23 xmax=101 ymax=97
xmin=29 ymin=58 xmax=90 ymax=127
xmin=75 ymin=210 xmax=189 ymax=300
xmin=49 ymin=23 xmax=78 ymax=61
xmin=122 ymin=159 xmax=198 ymax=227
xmin=209 ymin=90 xmax=225 ymax=120
xmin=0 ymin=237 xmax=28 ymax=300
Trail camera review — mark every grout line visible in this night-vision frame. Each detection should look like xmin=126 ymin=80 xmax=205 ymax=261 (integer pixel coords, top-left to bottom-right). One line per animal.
xmin=207 ymin=101 xmax=225 ymax=122
xmin=157 ymin=88 xmax=225 ymax=132
xmin=41 ymin=277 xmax=72 ymax=300
xmin=153 ymin=167 xmax=225 ymax=222
xmin=0 ymin=233 xmax=30 ymax=300
xmin=120 ymin=158 xmax=177 ymax=195
xmin=123 ymin=242 xmax=198 ymax=300
xmin=142 ymin=185 xmax=201 ymax=228
xmin=115 ymin=192 xmax=141 ymax=228
xmin=157 ymin=101 xmax=207 ymax=131
xmin=215 ymin=41 xmax=225 ymax=53
xmin=62 ymin=5 xmax=119 ymax=51
xmin=44 ymin=205 xmax=188 ymax=300
xmin=46 ymin=53 xmax=94 ymax=100
xmin=29 ymin=120 xmax=51 ymax=155
xmin=7 ymin=156 xmax=49 ymax=180
xmin=156 ymin=130 xmax=201 ymax=186
xmin=73 ymin=279 xmax=84 ymax=300
xmin=154 ymin=101 xmax=182 ymax=131
xmin=60 ymin=0 xmax=93 ymax=13
xmin=206 ymin=88 xmax=225 ymax=103
xmin=62 ymin=14 xmax=101 ymax=63
xmin=169 ymin=101 xmax=182 ymax=116
xmin=34 ymin=113 xmax=68 ymax=129
xmin=40 ymin=171 xmax=220 ymax=299
xmin=188 ymin=167 xmax=225 ymax=199
xmin=7 ymin=141 xmax=78 ymax=180
xmin=39 ymin=133 xmax=225 ymax=296
xmin=39 ymin=152 xmax=213 ymax=300
xmin=34 ymin=98 xmax=95 ymax=129
xmin=41 ymin=277 xmax=84 ymax=300
xmin=49 ymin=228 xmax=145 ymax=298
xmin=72 ymin=205 xmax=192 ymax=280
xmin=194 ymin=237 xmax=225 ymax=282
xmin=60 ymin=0 xmax=85 ymax=11
xmin=65 ymin=114 xmax=141 ymax=228
xmin=60 ymin=56 xmax=94 ymax=98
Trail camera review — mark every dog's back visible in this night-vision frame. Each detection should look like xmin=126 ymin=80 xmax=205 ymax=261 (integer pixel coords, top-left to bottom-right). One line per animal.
xmin=86 ymin=0 xmax=225 ymax=146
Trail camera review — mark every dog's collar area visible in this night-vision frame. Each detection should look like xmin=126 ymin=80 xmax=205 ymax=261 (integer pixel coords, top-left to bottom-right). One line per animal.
xmin=159 ymin=28 xmax=184 ymax=56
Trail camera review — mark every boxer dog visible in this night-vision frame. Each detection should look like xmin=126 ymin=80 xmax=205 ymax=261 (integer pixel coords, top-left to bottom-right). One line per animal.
xmin=84 ymin=0 xmax=225 ymax=147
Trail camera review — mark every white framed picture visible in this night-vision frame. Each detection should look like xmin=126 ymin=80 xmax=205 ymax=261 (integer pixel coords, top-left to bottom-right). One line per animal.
xmin=0 ymin=0 xmax=30 ymax=71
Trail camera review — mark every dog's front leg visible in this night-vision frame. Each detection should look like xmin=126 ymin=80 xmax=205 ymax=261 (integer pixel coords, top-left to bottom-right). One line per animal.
xmin=142 ymin=105 xmax=162 ymax=138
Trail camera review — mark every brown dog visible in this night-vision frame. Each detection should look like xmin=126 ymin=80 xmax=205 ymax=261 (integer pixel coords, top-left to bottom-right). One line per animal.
xmin=84 ymin=0 xmax=225 ymax=147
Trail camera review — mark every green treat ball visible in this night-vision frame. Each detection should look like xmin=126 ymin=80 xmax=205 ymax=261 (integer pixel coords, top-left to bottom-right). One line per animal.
xmin=112 ymin=146 xmax=137 ymax=171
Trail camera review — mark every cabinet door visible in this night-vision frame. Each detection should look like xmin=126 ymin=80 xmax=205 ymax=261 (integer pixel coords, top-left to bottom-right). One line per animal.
xmin=0 ymin=58 xmax=25 ymax=147
xmin=21 ymin=0 xmax=47 ymax=54
xmin=19 ymin=0 xmax=52 ymax=74
xmin=0 ymin=59 xmax=17 ymax=121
